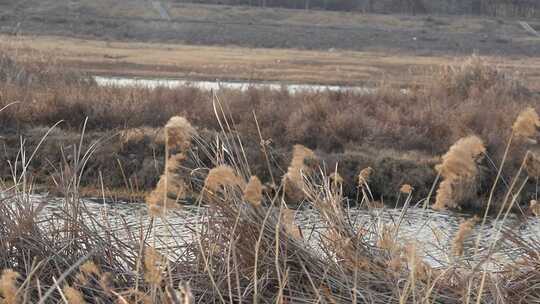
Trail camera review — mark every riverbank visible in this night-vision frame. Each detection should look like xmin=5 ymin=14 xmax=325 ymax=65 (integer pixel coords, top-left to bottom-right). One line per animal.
xmin=1 ymin=104 xmax=540 ymax=303
xmin=1 ymin=50 xmax=538 ymax=213
xmin=3 ymin=34 xmax=540 ymax=89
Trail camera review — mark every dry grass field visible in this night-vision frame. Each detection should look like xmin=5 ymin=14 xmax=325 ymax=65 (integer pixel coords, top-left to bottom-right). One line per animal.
xmin=3 ymin=34 xmax=540 ymax=88
xmin=1 ymin=3 xmax=540 ymax=303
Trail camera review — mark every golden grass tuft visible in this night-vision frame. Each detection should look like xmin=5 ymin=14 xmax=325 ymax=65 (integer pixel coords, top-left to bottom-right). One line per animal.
xmin=147 ymin=116 xmax=196 ymax=214
xmin=512 ymin=107 xmax=540 ymax=140
xmin=525 ymin=152 xmax=540 ymax=178
xmin=146 ymin=172 xmax=188 ymax=215
xmin=358 ymin=167 xmax=373 ymax=187
xmin=63 ymin=285 xmax=87 ymax=304
xmin=433 ymin=135 xmax=485 ymax=210
xmin=433 ymin=179 xmax=454 ymax=210
xmin=0 ymin=269 xmax=19 ymax=304
xmin=400 ymin=184 xmax=413 ymax=194
xmin=76 ymin=261 xmax=100 ymax=284
xmin=377 ymin=225 xmax=397 ymax=252
xmin=435 ymin=136 xmax=486 ymax=180
xmin=204 ymin=165 xmax=245 ymax=193
xmin=329 ymin=172 xmax=344 ymax=189
xmin=281 ymin=209 xmax=302 ymax=240
xmin=119 ymin=127 xmax=165 ymax=147
xmin=325 ymin=230 xmax=369 ymax=271
xmin=165 ymin=116 xmax=197 ymax=153
xmin=451 ymin=217 xmax=478 ymax=257
xmin=282 ymin=145 xmax=316 ymax=202
xmin=143 ymin=247 xmax=164 ymax=286
xmin=244 ymin=176 xmax=263 ymax=207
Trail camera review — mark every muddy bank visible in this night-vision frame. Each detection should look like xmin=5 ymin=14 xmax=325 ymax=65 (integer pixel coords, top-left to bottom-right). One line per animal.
xmin=0 ymin=126 xmax=440 ymax=205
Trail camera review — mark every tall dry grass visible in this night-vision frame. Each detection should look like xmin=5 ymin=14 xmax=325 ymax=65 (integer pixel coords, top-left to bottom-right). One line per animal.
xmin=1 ymin=93 xmax=540 ymax=303
xmin=0 ymin=50 xmax=538 ymax=209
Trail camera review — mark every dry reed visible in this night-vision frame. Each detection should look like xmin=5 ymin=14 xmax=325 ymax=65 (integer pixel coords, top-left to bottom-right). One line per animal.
xmin=358 ymin=167 xmax=374 ymax=186
xmin=433 ymin=135 xmax=485 ymax=210
xmin=451 ymin=217 xmax=478 ymax=257
xmin=165 ymin=116 xmax=197 ymax=153
xmin=400 ymin=184 xmax=413 ymax=194
xmin=0 ymin=270 xmax=19 ymax=304
xmin=80 ymin=261 xmax=100 ymax=277
xmin=63 ymin=285 xmax=87 ymax=304
xmin=282 ymin=145 xmax=316 ymax=202
xmin=204 ymin=165 xmax=245 ymax=193
xmin=3 ymin=53 xmax=540 ymax=303
xmin=525 ymin=152 xmax=540 ymax=178
xmin=146 ymin=116 xmax=196 ymax=213
xmin=512 ymin=107 xmax=540 ymax=141
xmin=243 ymin=176 xmax=263 ymax=207
xmin=281 ymin=208 xmax=302 ymax=240
xmin=143 ymin=247 xmax=164 ymax=286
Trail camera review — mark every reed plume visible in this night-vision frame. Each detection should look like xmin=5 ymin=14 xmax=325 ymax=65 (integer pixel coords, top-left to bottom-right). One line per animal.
xmin=204 ymin=165 xmax=245 ymax=193
xmin=282 ymin=208 xmax=302 ymax=240
xmin=144 ymin=247 xmax=164 ymax=285
xmin=165 ymin=116 xmax=197 ymax=153
xmin=329 ymin=172 xmax=344 ymax=190
xmin=451 ymin=217 xmax=478 ymax=257
xmin=0 ymin=270 xmax=19 ymax=304
xmin=282 ymin=145 xmax=316 ymax=202
xmin=435 ymin=136 xmax=486 ymax=180
xmin=512 ymin=107 xmax=540 ymax=140
xmin=525 ymin=152 xmax=540 ymax=178
xmin=146 ymin=116 xmax=195 ymax=214
xmin=358 ymin=167 xmax=373 ymax=187
xmin=75 ymin=261 xmax=100 ymax=284
xmin=433 ymin=179 xmax=454 ymax=210
xmin=433 ymin=135 xmax=485 ymax=210
xmin=80 ymin=261 xmax=100 ymax=277
xmin=244 ymin=176 xmax=263 ymax=207
xmin=400 ymin=184 xmax=413 ymax=194
xmin=63 ymin=285 xmax=87 ymax=304
xmin=377 ymin=225 xmax=397 ymax=252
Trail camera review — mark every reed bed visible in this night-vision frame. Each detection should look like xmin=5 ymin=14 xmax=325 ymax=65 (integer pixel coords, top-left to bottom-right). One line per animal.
xmin=0 ymin=93 xmax=540 ymax=303
xmin=0 ymin=50 xmax=538 ymax=208
xmin=1 ymin=48 xmax=540 ymax=303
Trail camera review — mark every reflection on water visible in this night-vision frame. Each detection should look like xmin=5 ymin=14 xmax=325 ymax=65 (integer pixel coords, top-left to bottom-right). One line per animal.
xmin=93 ymin=76 xmax=379 ymax=94
xmin=29 ymin=195 xmax=538 ymax=267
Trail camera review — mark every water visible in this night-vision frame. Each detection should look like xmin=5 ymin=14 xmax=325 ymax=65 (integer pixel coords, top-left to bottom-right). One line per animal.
xmin=93 ymin=76 xmax=383 ymax=94
xmin=29 ymin=194 xmax=540 ymax=267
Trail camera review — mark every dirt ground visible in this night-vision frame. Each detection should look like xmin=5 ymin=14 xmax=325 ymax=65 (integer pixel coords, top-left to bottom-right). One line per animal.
xmin=1 ymin=1 xmax=539 ymax=87
xmin=1 ymin=1 xmax=540 ymax=57
xmin=3 ymin=34 xmax=540 ymax=89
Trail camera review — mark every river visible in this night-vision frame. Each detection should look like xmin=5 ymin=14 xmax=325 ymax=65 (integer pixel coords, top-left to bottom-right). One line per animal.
xmin=92 ymin=76 xmax=383 ymax=94
xmin=33 ymin=194 xmax=538 ymax=268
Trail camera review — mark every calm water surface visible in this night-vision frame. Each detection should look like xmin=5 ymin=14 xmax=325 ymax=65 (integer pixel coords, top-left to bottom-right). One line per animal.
xmin=29 ymin=194 xmax=540 ymax=267
xmin=93 ymin=76 xmax=383 ymax=94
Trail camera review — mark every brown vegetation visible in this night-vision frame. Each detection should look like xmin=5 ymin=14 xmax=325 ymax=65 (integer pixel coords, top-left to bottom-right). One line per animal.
xmin=0 ymin=50 xmax=538 ymax=211
xmin=1 ymin=75 xmax=540 ymax=302
xmin=4 ymin=34 xmax=540 ymax=89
